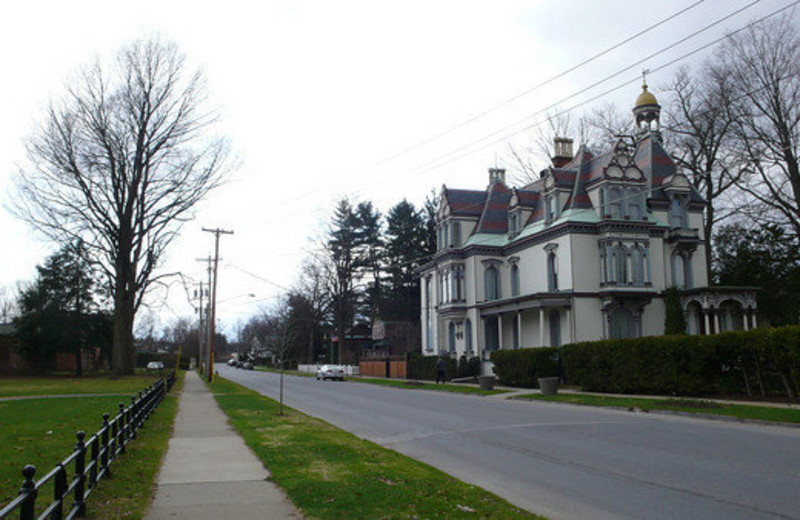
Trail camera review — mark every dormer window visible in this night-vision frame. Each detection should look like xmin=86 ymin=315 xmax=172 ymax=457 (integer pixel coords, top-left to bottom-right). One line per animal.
xmin=669 ymin=197 xmax=688 ymax=229
xmin=545 ymin=194 xmax=558 ymax=223
xmin=508 ymin=211 xmax=520 ymax=238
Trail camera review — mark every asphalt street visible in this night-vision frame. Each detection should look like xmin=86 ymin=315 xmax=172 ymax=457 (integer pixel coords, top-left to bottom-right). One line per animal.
xmin=218 ymin=365 xmax=800 ymax=520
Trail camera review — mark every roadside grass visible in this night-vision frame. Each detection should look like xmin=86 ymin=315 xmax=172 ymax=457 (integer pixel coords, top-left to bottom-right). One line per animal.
xmin=350 ymin=377 xmax=509 ymax=396
xmin=255 ymin=366 xmax=316 ymax=378
xmin=0 ymin=371 xmax=173 ymax=397
xmin=0 ymin=373 xmax=182 ymax=518
xmin=518 ymin=394 xmax=800 ymax=424
xmin=210 ymin=377 xmax=543 ymax=519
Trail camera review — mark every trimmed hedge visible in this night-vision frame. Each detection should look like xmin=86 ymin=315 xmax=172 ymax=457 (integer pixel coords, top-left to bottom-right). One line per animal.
xmin=489 ymin=326 xmax=800 ymax=398
xmin=407 ymin=353 xmax=480 ymax=381
xmin=491 ymin=348 xmax=561 ymax=388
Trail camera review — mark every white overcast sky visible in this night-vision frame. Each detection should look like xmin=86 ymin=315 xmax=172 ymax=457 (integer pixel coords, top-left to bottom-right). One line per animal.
xmin=1 ymin=0 xmax=796 ymax=337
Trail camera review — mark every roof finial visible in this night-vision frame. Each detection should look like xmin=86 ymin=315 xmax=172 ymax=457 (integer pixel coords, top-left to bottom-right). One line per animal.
xmin=642 ymin=68 xmax=650 ymax=90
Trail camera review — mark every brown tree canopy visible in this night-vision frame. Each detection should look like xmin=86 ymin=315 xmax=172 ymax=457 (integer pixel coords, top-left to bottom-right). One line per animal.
xmin=13 ymin=38 xmax=232 ymax=374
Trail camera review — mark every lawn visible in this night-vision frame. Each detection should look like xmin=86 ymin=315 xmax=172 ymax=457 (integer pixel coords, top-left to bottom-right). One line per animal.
xmin=0 ymin=371 xmax=173 ymax=397
xmin=518 ymin=393 xmax=800 ymax=424
xmin=351 ymin=377 xmax=510 ymax=396
xmin=210 ymin=377 xmax=543 ymax=519
xmin=0 ymin=372 xmax=181 ymax=518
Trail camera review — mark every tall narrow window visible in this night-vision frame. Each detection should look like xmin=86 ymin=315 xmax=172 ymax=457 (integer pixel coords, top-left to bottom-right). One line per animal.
xmin=547 ymin=252 xmax=558 ymax=291
xmin=632 ymin=246 xmax=645 ymax=285
xmin=464 ymin=319 xmax=473 ymax=352
xmin=451 ymin=221 xmax=461 ymax=247
xmin=484 ymin=317 xmax=499 ymax=351
xmin=614 ymin=245 xmax=628 ymax=284
xmin=448 ymin=322 xmax=456 ymax=353
xmin=599 ymin=187 xmax=607 ymax=217
xmin=610 ymin=307 xmax=634 ymax=339
xmin=454 ymin=267 xmax=465 ymax=302
xmin=425 ymin=278 xmax=433 ymax=351
xmin=485 ymin=266 xmax=500 ymax=301
xmin=628 ymin=188 xmax=642 ymax=219
xmin=672 ymin=252 xmax=685 ymax=288
xmin=669 ymin=198 xmax=687 ymax=228
xmin=512 ymin=318 xmax=520 ymax=348
xmin=511 ymin=264 xmax=520 ymax=296
xmin=549 ymin=309 xmax=561 ymax=347
xmin=610 ymin=187 xmax=623 ymax=218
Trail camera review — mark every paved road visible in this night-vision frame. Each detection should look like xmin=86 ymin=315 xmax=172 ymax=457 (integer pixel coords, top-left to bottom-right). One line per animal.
xmin=219 ymin=366 xmax=800 ymax=520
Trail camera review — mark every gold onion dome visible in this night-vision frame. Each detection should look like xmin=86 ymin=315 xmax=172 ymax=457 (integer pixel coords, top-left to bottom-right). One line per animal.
xmin=635 ymin=83 xmax=658 ymax=107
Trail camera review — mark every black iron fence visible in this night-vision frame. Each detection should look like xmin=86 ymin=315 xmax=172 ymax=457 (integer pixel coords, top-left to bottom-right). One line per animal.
xmin=0 ymin=372 xmax=177 ymax=520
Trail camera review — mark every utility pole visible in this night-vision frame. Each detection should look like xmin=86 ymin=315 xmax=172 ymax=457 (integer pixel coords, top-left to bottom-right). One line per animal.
xmin=196 ymin=257 xmax=214 ymax=375
xmin=202 ymin=227 xmax=233 ymax=382
xmin=193 ymin=281 xmax=205 ymax=374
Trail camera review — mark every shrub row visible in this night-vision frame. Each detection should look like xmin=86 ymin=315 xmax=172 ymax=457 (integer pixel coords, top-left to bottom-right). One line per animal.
xmin=491 ymin=348 xmax=561 ymax=388
xmin=407 ymin=352 xmax=481 ymax=380
xmin=491 ymin=326 xmax=800 ymax=398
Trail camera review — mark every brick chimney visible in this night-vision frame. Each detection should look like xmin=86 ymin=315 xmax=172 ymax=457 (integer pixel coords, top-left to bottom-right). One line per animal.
xmin=489 ymin=167 xmax=506 ymax=185
xmin=552 ymin=137 xmax=574 ymax=168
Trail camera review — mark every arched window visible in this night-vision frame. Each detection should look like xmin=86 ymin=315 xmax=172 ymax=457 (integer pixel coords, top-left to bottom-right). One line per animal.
xmin=464 ymin=319 xmax=473 ymax=352
xmin=672 ymin=252 xmax=685 ymax=289
xmin=451 ymin=221 xmax=461 ymax=247
xmin=448 ymin=322 xmax=456 ymax=353
xmin=549 ymin=309 xmax=561 ymax=347
xmin=425 ymin=278 xmax=433 ymax=351
xmin=614 ymin=245 xmax=628 ymax=284
xmin=610 ymin=187 xmax=624 ymax=218
xmin=511 ymin=264 xmax=520 ymax=296
xmin=485 ymin=266 xmax=500 ymax=300
xmin=669 ymin=198 xmax=687 ymax=228
xmin=610 ymin=307 xmax=635 ymax=339
xmin=547 ymin=252 xmax=558 ymax=291
xmin=628 ymin=188 xmax=642 ymax=219
xmin=631 ymin=246 xmax=645 ymax=285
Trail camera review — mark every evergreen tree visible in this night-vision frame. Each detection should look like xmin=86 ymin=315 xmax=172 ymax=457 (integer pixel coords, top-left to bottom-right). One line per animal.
xmin=663 ymin=286 xmax=688 ymax=335
xmin=384 ymin=200 xmax=428 ymax=322
xmin=14 ymin=243 xmax=111 ymax=374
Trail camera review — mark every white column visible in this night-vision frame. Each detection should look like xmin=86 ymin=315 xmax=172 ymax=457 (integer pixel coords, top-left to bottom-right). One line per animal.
xmin=497 ymin=314 xmax=504 ymax=350
xmin=743 ymin=311 xmax=750 ymax=331
xmin=704 ymin=312 xmax=710 ymax=336
xmin=752 ymin=313 xmax=758 ymax=329
xmin=539 ymin=307 xmax=545 ymax=347
xmin=566 ymin=307 xmax=572 ymax=344
xmin=516 ymin=311 xmax=523 ymax=348
xmin=713 ymin=312 xmax=720 ymax=335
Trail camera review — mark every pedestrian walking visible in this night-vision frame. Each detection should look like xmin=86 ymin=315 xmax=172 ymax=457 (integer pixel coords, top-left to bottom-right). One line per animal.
xmin=436 ymin=356 xmax=446 ymax=384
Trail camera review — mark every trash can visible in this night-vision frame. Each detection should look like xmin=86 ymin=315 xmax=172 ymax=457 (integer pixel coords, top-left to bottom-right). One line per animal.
xmin=538 ymin=377 xmax=559 ymax=395
xmin=478 ymin=375 xmax=495 ymax=391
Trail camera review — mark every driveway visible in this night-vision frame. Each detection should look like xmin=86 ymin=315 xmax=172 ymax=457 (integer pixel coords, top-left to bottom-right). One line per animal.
xmin=219 ymin=366 xmax=800 ymax=520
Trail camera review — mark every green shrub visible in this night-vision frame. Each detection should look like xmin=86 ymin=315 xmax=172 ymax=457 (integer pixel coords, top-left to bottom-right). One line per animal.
xmin=407 ymin=352 xmax=457 ymax=380
xmin=491 ymin=348 xmax=560 ymax=388
xmin=457 ymin=355 xmax=481 ymax=378
xmin=488 ymin=326 xmax=800 ymax=399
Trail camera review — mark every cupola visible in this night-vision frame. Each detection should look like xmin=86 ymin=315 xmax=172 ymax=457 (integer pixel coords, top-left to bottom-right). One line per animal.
xmin=633 ymin=80 xmax=661 ymax=136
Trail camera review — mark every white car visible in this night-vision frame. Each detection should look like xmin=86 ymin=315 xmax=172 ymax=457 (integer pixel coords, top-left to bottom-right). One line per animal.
xmin=146 ymin=361 xmax=164 ymax=371
xmin=316 ymin=364 xmax=345 ymax=381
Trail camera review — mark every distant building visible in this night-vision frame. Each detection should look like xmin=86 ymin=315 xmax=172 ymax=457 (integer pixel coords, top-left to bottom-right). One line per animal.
xmin=419 ymin=84 xmax=757 ymax=373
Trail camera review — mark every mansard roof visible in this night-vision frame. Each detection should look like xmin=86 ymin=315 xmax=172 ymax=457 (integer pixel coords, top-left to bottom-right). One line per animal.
xmin=475 ymin=181 xmax=512 ymax=234
xmin=442 ymin=188 xmax=486 ymax=217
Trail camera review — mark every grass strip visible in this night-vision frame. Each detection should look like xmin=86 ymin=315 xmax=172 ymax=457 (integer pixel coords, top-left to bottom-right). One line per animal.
xmin=0 ymin=372 xmax=173 ymax=397
xmin=350 ymin=377 xmax=510 ymax=396
xmin=210 ymin=377 xmax=543 ymax=519
xmin=517 ymin=394 xmax=800 ymax=424
xmin=0 ymin=373 xmax=182 ymax=518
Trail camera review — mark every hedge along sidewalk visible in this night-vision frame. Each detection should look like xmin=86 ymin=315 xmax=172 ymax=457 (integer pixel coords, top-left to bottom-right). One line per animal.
xmin=209 ymin=376 xmax=544 ymax=520
xmin=144 ymin=370 xmax=300 ymax=520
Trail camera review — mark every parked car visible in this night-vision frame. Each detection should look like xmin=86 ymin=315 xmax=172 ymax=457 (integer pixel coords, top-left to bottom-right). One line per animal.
xmin=146 ymin=361 xmax=164 ymax=372
xmin=243 ymin=361 xmax=254 ymax=370
xmin=227 ymin=359 xmax=237 ymax=366
xmin=316 ymin=364 xmax=345 ymax=381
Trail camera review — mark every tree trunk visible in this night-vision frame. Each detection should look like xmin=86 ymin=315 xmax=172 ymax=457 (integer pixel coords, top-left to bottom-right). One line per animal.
xmin=112 ymin=288 xmax=136 ymax=375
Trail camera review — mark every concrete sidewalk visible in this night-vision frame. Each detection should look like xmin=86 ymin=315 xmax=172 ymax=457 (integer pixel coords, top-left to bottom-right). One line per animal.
xmin=145 ymin=371 xmax=301 ymax=519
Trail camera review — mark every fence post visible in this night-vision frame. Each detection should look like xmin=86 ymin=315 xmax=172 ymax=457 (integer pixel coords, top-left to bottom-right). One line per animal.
xmin=129 ymin=396 xmax=136 ymax=439
xmin=53 ymin=463 xmax=67 ymax=520
xmin=19 ymin=465 xmax=37 ymax=520
xmin=74 ymin=431 xmax=86 ymax=517
xmin=118 ymin=403 xmax=127 ymax=454
xmin=101 ymin=413 xmax=111 ymax=478
xmin=89 ymin=436 xmax=98 ymax=489
xmin=110 ymin=413 xmax=118 ymax=461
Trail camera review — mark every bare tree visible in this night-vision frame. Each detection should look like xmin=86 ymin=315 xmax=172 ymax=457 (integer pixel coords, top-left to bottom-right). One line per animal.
xmin=665 ymin=66 xmax=742 ymax=282
xmin=291 ymin=256 xmax=331 ymax=363
xmin=12 ymin=38 xmax=231 ymax=374
xmin=711 ymin=16 xmax=800 ymax=237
